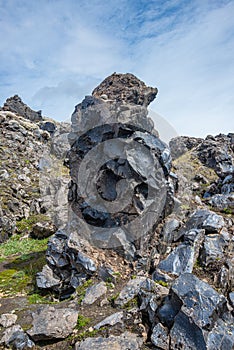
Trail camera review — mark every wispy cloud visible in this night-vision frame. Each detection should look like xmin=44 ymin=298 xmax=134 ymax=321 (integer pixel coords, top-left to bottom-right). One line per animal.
xmin=0 ymin=0 xmax=233 ymax=137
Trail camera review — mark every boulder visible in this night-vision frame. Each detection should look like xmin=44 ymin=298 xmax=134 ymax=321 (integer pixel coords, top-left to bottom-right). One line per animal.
xmin=27 ymin=306 xmax=78 ymax=340
xmin=158 ymin=229 xmax=204 ymax=276
xmin=75 ymin=331 xmax=143 ymax=350
xmin=92 ymin=72 xmax=157 ymax=106
xmin=81 ymin=282 xmax=107 ymax=305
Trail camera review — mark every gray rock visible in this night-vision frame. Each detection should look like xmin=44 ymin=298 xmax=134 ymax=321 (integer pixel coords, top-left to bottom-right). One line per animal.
xmin=151 ymin=323 xmax=169 ymax=349
xmin=0 ymin=313 xmax=17 ymax=328
xmin=196 ymin=134 xmax=234 ymax=178
xmin=31 ymin=221 xmax=55 ymax=239
xmin=92 ymin=72 xmax=157 ymax=107
xmin=75 ymin=331 xmax=143 ymax=350
xmin=199 ymin=234 xmax=227 ymax=266
xmin=229 ymin=291 xmax=234 ymax=307
xmin=169 ymin=136 xmax=202 ymax=160
xmin=161 ymin=218 xmax=180 ymax=243
xmin=1 ymin=95 xmax=42 ymax=121
xmin=170 ymin=311 xmax=207 ymax=350
xmin=175 ymin=210 xmax=225 ymax=240
xmin=36 ymin=264 xmax=61 ymax=289
xmin=207 ymin=314 xmax=234 ymax=350
xmin=158 ymin=229 xmax=204 ymax=276
xmin=139 ymin=289 xmax=159 ymax=324
xmin=1 ymin=325 xmax=34 ymax=349
xmin=94 ymin=311 xmax=124 ymax=330
xmin=27 ymin=306 xmax=78 ymax=340
xmin=115 ymin=277 xmax=151 ymax=307
xmin=0 ymin=168 xmax=9 ymax=180
xmin=81 ymin=282 xmax=107 ymax=305
xmin=171 ymin=273 xmax=227 ymax=330
xmin=152 ymin=269 xmax=174 ymax=284
xmin=98 ymin=265 xmax=116 ymax=283
xmin=40 ymin=121 xmax=56 ymax=134
xmin=209 ymin=193 xmax=234 ymax=211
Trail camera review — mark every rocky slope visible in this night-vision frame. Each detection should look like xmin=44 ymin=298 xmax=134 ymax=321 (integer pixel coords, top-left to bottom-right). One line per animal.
xmin=0 ymin=73 xmax=233 ymax=350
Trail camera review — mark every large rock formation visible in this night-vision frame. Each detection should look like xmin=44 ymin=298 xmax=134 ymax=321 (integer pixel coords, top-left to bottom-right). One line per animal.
xmin=36 ymin=73 xmax=176 ymax=296
xmin=0 ymin=73 xmax=233 ymax=350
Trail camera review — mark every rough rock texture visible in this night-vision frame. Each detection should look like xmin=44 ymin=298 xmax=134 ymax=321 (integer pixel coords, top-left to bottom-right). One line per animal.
xmin=0 ymin=325 xmax=34 ymax=349
xmin=94 ymin=312 xmax=124 ymax=330
xmin=75 ymin=331 xmax=143 ymax=350
xmin=81 ymin=281 xmax=107 ymax=305
xmin=0 ymin=313 xmax=17 ymax=328
xmin=1 ymin=74 xmax=234 ymax=350
xmin=92 ymin=72 xmax=158 ymax=106
xmin=1 ymin=95 xmax=42 ymax=122
xmin=27 ymin=306 xmax=79 ymax=340
xmin=38 ymin=73 xmax=176 ymax=295
xmin=0 ymin=103 xmax=70 ymax=242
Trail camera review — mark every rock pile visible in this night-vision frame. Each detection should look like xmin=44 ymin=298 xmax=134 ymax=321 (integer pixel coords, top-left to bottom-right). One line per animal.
xmin=0 ymin=73 xmax=233 ymax=350
xmin=0 ymin=97 xmax=70 ymax=242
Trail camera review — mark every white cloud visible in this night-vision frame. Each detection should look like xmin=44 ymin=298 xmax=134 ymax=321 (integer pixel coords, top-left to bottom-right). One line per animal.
xmin=0 ymin=0 xmax=233 ymax=137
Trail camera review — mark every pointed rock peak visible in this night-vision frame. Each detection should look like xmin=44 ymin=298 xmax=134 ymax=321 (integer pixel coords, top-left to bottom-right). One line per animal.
xmin=1 ymin=94 xmax=42 ymax=122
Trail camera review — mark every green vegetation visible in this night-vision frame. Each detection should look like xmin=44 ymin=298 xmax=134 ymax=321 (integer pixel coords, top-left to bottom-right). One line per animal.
xmin=77 ymin=329 xmax=99 ymax=340
xmin=131 ymin=274 xmax=137 ymax=279
xmin=155 ymin=280 xmax=168 ymax=287
xmin=222 ymin=208 xmax=232 ymax=215
xmin=0 ymin=235 xmax=48 ymax=296
xmin=0 ymin=235 xmax=48 ymax=259
xmin=0 ymin=269 xmax=31 ymax=295
xmin=76 ymin=280 xmax=93 ymax=304
xmin=76 ymin=315 xmax=91 ymax=330
xmin=16 ymin=214 xmax=50 ymax=234
xmin=123 ymin=297 xmax=138 ymax=310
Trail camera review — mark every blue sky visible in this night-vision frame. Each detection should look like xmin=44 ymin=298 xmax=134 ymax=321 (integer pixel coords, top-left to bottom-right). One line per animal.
xmin=0 ymin=0 xmax=233 ymax=138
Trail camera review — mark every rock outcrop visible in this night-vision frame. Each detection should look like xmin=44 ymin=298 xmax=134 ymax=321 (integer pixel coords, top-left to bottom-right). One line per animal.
xmin=92 ymin=72 xmax=158 ymax=106
xmin=1 ymin=95 xmax=42 ymax=122
xmin=0 ymin=73 xmax=233 ymax=350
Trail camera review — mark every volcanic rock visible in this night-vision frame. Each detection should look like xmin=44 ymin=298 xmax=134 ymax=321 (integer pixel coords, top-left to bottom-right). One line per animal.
xmin=92 ymin=72 xmax=158 ymax=106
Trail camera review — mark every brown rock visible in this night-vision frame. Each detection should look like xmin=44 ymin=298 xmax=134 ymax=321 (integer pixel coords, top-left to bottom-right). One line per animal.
xmin=92 ymin=72 xmax=158 ymax=106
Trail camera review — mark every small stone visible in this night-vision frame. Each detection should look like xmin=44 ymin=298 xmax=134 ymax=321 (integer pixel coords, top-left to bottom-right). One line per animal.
xmin=94 ymin=311 xmax=124 ymax=330
xmin=1 ymin=325 xmax=34 ymax=349
xmin=151 ymin=323 xmax=169 ymax=349
xmin=0 ymin=313 xmax=18 ymax=328
xmin=82 ymin=282 xmax=107 ymax=305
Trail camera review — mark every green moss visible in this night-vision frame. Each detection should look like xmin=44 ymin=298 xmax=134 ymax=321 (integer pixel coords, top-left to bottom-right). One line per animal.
xmin=28 ymin=292 xmax=57 ymax=304
xmin=222 ymin=208 xmax=232 ymax=215
xmin=76 ymin=280 xmax=93 ymax=304
xmin=123 ymin=297 xmax=138 ymax=310
xmin=0 ymin=269 xmax=31 ymax=295
xmin=76 ymin=315 xmax=91 ymax=330
xmin=105 ymin=281 xmax=114 ymax=289
xmin=16 ymin=214 xmax=50 ymax=234
xmin=108 ymin=292 xmax=119 ymax=305
xmin=155 ymin=280 xmax=168 ymax=287
xmin=131 ymin=275 xmax=137 ymax=279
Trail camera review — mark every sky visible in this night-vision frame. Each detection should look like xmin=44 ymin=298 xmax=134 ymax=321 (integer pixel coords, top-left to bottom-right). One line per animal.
xmin=0 ymin=0 xmax=233 ymax=139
